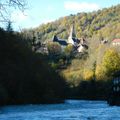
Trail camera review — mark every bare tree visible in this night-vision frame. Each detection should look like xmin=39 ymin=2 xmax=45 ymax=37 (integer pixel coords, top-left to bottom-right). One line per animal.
xmin=0 ymin=0 xmax=26 ymax=22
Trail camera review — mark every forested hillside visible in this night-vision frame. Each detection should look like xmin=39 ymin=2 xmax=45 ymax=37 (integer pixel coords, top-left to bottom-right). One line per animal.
xmin=22 ymin=4 xmax=120 ymax=100
xmin=23 ymin=4 xmax=120 ymax=42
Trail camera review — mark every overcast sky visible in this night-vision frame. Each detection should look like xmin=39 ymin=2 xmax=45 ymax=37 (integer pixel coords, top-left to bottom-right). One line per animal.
xmin=10 ymin=0 xmax=120 ymax=30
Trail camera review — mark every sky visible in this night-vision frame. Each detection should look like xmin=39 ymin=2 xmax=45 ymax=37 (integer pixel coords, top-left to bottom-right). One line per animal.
xmin=10 ymin=0 xmax=120 ymax=30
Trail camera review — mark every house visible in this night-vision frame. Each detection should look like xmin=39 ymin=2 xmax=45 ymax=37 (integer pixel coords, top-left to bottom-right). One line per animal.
xmin=107 ymin=71 xmax=120 ymax=106
xmin=112 ymin=39 xmax=120 ymax=46
xmin=100 ymin=39 xmax=108 ymax=44
xmin=52 ymin=25 xmax=88 ymax=53
xmin=35 ymin=42 xmax=48 ymax=54
xmin=77 ymin=42 xmax=88 ymax=52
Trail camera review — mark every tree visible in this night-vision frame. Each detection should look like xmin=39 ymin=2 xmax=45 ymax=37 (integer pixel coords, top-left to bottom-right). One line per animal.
xmin=64 ymin=44 xmax=73 ymax=57
xmin=0 ymin=0 xmax=26 ymax=22
xmin=6 ymin=21 xmax=13 ymax=32
xmin=0 ymin=28 xmax=67 ymax=105
xmin=102 ymin=48 xmax=120 ymax=76
xmin=47 ymin=42 xmax=61 ymax=55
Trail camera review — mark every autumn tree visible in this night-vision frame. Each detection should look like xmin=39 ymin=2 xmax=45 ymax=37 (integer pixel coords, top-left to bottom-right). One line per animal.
xmin=102 ymin=48 xmax=120 ymax=76
xmin=47 ymin=42 xmax=61 ymax=55
xmin=64 ymin=44 xmax=73 ymax=57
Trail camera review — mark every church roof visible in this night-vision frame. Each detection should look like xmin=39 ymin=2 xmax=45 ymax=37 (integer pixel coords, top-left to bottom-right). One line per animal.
xmin=52 ymin=35 xmax=68 ymax=46
xmin=81 ymin=44 xmax=88 ymax=49
xmin=57 ymin=39 xmax=68 ymax=46
xmin=72 ymin=38 xmax=80 ymax=44
xmin=112 ymin=39 xmax=120 ymax=43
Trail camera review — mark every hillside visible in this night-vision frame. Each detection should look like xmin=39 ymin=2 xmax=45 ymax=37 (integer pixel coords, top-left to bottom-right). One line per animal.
xmin=22 ymin=4 xmax=120 ymax=100
xmin=22 ymin=4 xmax=120 ymax=43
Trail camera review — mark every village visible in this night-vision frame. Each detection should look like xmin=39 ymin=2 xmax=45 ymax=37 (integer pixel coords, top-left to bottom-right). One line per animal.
xmin=32 ymin=24 xmax=120 ymax=57
xmin=32 ymin=25 xmax=88 ymax=55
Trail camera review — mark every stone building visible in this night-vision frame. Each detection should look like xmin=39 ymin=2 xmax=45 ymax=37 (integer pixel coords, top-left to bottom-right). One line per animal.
xmin=112 ymin=39 xmax=120 ymax=46
xmin=52 ymin=25 xmax=88 ymax=53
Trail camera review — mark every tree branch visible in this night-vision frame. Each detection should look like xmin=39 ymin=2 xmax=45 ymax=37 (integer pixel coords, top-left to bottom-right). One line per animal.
xmin=0 ymin=0 xmax=26 ymax=22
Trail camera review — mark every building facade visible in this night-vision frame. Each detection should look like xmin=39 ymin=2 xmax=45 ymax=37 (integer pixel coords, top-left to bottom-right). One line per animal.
xmin=52 ymin=25 xmax=88 ymax=53
xmin=112 ymin=39 xmax=120 ymax=46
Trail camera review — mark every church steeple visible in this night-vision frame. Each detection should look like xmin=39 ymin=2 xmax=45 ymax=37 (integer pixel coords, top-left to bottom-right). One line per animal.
xmin=68 ymin=24 xmax=76 ymax=45
xmin=69 ymin=24 xmax=76 ymax=39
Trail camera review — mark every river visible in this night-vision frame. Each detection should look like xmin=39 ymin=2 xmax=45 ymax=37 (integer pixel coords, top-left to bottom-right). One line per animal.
xmin=0 ymin=100 xmax=120 ymax=120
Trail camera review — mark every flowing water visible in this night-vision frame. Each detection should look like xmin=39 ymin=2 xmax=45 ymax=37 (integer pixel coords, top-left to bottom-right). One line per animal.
xmin=0 ymin=100 xmax=120 ymax=120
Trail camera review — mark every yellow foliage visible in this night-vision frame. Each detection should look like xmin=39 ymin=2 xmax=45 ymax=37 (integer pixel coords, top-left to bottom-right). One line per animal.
xmin=64 ymin=44 xmax=73 ymax=56
xmin=102 ymin=48 xmax=120 ymax=75
xmin=83 ymin=69 xmax=94 ymax=81
xmin=96 ymin=65 xmax=105 ymax=80
xmin=61 ymin=69 xmax=83 ymax=87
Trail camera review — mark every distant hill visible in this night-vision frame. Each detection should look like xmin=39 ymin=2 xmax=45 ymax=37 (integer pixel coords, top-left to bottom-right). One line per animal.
xmin=22 ymin=4 xmax=120 ymax=43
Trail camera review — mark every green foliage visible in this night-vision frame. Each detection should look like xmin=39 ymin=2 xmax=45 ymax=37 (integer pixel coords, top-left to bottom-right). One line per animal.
xmin=102 ymin=48 xmax=120 ymax=76
xmin=47 ymin=42 xmax=61 ymax=55
xmin=0 ymin=28 xmax=67 ymax=105
xmin=64 ymin=44 xmax=73 ymax=57
xmin=21 ymin=4 xmax=120 ymax=47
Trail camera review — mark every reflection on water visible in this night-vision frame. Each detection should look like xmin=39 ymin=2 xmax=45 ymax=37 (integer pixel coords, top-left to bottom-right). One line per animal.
xmin=0 ymin=100 xmax=120 ymax=120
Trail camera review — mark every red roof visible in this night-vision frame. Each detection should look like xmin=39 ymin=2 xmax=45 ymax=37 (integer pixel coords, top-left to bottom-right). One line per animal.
xmin=112 ymin=39 xmax=120 ymax=43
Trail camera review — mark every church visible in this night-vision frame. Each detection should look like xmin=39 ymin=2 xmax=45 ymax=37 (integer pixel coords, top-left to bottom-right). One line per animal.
xmin=52 ymin=25 xmax=88 ymax=53
xmin=34 ymin=25 xmax=88 ymax=54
